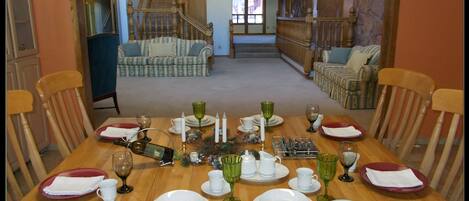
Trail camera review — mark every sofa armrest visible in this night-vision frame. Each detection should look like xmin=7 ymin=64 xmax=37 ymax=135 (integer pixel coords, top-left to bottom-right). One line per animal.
xmin=199 ymin=45 xmax=213 ymax=58
xmin=322 ymin=50 xmax=331 ymax=63
xmin=118 ymin=46 xmax=125 ymax=58
xmin=358 ymin=64 xmax=381 ymax=82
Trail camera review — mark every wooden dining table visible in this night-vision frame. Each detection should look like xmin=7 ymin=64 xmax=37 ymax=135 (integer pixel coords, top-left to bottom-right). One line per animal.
xmin=23 ymin=115 xmax=446 ymax=201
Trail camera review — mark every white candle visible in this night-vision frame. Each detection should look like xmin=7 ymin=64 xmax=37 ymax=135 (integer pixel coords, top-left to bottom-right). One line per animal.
xmin=215 ymin=113 xmax=220 ymax=143
xmin=222 ymin=112 xmax=227 ymax=143
xmin=260 ymin=112 xmax=265 ymax=141
xmin=181 ymin=112 xmax=186 ymax=142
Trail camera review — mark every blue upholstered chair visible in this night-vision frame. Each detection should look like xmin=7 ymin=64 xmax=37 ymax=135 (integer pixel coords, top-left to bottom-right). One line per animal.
xmin=87 ymin=33 xmax=120 ymax=114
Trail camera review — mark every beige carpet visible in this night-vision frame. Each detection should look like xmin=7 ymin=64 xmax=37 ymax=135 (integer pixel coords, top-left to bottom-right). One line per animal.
xmin=92 ymin=57 xmax=375 ymax=128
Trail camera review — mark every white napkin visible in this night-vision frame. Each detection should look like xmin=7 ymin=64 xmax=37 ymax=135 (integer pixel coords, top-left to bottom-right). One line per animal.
xmin=43 ymin=175 xmax=105 ymax=195
xmin=321 ymin=126 xmax=361 ymax=137
xmin=100 ymin=127 xmax=139 ymax=139
xmin=365 ymin=168 xmax=423 ymax=188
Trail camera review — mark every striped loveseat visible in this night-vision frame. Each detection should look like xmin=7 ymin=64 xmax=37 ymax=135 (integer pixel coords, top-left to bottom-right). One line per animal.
xmin=313 ymin=45 xmax=381 ymax=109
xmin=118 ymin=37 xmax=213 ymax=77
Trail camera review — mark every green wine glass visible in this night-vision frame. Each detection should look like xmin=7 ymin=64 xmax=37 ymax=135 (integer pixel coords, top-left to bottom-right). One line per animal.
xmin=261 ymin=101 xmax=274 ymax=131
xmin=221 ymin=154 xmax=242 ymax=201
xmin=192 ymin=101 xmax=206 ymax=130
xmin=317 ymin=153 xmax=338 ymax=201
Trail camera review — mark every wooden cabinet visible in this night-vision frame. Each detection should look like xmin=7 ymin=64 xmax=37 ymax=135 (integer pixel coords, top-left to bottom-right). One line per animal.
xmin=7 ymin=0 xmax=49 ymax=168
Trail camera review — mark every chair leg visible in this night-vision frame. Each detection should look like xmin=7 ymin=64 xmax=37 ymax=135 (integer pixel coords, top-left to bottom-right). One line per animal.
xmin=112 ymin=93 xmax=120 ymax=114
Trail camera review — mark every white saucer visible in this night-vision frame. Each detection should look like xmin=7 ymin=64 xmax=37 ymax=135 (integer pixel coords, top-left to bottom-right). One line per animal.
xmin=288 ymin=177 xmax=321 ymax=194
xmin=200 ymin=180 xmax=231 ymax=197
xmin=237 ymin=125 xmax=259 ymax=133
xmin=154 ymin=190 xmax=207 ymax=201
xmin=168 ymin=126 xmax=191 ymax=135
xmin=240 ymin=161 xmax=289 ymax=183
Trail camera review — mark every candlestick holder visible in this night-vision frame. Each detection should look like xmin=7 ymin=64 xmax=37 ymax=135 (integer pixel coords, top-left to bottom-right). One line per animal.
xmin=261 ymin=141 xmax=265 ymax=151
xmin=181 ymin=142 xmax=187 ymax=153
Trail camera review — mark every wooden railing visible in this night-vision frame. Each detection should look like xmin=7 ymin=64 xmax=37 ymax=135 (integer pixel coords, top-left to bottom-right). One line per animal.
xmin=276 ymin=8 xmax=357 ymax=75
xmin=126 ymin=0 xmax=213 ymax=44
xmin=229 ymin=20 xmax=234 ymax=58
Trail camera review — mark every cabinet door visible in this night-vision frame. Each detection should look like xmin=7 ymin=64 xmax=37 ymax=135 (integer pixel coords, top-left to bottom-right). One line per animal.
xmin=7 ymin=0 xmax=38 ymax=58
xmin=15 ymin=57 xmax=49 ymax=151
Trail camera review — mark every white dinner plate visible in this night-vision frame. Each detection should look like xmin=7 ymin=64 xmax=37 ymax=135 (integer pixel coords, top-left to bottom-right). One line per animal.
xmin=200 ymin=180 xmax=230 ymax=197
xmin=154 ymin=190 xmax=207 ymax=201
xmin=168 ymin=126 xmax=191 ymax=135
xmin=254 ymin=188 xmax=311 ymax=201
xmin=240 ymin=161 xmax=289 ymax=183
xmin=288 ymin=177 xmax=321 ymax=194
xmin=251 ymin=114 xmax=284 ymax=127
xmin=185 ymin=115 xmax=216 ymax=127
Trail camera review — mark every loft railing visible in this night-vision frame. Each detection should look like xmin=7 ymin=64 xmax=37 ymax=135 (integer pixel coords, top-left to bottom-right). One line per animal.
xmin=126 ymin=0 xmax=213 ymax=44
xmin=276 ymin=8 xmax=357 ymax=75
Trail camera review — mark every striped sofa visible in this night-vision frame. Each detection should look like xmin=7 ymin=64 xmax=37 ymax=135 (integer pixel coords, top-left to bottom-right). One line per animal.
xmin=118 ymin=37 xmax=213 ymax=77
xmin=313 ymin=45 xmax=381 ymax=109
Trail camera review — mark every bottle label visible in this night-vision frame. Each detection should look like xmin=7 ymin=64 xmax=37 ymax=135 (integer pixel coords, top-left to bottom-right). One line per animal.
xmin=143 ymin=144 xmax=165 ymax=159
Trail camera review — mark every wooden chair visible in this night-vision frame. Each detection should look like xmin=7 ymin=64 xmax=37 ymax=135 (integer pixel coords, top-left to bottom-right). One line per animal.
xmin=7 ymin=90 xmax=48 ymax=200
xmin=368 ymin=68 xmax=435 ymax=160
xmin=419 ymin=89 xmax=463 ymax=201
xmin=36 ymin=70 xmax=94 ymax=158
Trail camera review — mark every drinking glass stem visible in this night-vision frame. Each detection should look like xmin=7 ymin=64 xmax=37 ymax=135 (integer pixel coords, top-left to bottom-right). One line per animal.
xmin=344 ymin=167 xmax=349 ymax=177
xmin=122 ymin=178 xmax=127 ymax=188
xmin=324 ymin=181 xmax=329 ymax=197
xmin=229 ymin=182 xmax=235 ymax=199
xmin=265 ymin=118 xmax=269 ymax=131
xmin=198 ymin=119 xmax=202 ymax=131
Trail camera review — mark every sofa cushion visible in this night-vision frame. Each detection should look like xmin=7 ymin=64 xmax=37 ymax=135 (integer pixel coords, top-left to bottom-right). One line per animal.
xmin=323 ymin=67 xmax=361 ymax=91
xmin=346 ymin=51 xmax=371 ymax=74
xmin=329 ymin=47 xmax=352 ymax=64
xmin=147 ymin=57 xmax=175 ymax=65
xmin=121 ymin=43 xmax=141 ymax=57
xmin=174 ymin=56 xmax=207 ymax=65
xmin=314 ymin=62 xmax=345 ymax=75
xmin=148 ymin=42 xmax=177 ymax=57
xmin=118 ymin=57 xmax=148 ymax=65
xmin=187 ymin=43 xmax=205 ymax=56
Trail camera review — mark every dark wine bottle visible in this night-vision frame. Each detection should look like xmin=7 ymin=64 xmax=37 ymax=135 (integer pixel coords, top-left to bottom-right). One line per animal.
xmin=114 ymin=139 xmax=174 ymax=166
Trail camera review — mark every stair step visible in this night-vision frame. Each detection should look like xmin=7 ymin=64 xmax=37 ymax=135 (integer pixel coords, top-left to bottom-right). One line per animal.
xmin=235 ymin=52 xmax=280 ymax=58
xmin=234 ymin=44 xmax=278 ymax=53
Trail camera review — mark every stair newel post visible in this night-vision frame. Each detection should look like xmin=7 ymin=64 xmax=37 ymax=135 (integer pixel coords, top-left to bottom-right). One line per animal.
xmin=172 ymin=0 xmax=178 ymax=37
xmin=303 ymin=8 xmax=314 ymax=75
xmin=345 ymin=7 xmax=357 ymax=47
xmin=229 ymin=20 xmax=234 ymax=58
xmin=127 ymin=0 xmax=135 ymax=40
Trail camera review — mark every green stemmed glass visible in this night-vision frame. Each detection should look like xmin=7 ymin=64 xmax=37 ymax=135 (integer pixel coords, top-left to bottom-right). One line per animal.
xmin=261 ymin=101 xmax=274 ymax=131
xmin=221 ymin=154 xmax=242 ymax=201
xmin=192 ymin=101 xmax=206 ymax=131
xmin=317 ymin=153 xmax=338 ymax=201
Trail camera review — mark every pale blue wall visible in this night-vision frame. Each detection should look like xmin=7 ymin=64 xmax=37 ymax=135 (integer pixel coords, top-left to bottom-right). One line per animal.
xmin=117 ymin=0 xmax=129 ymax=43
xmin=207 ymin=0 xmax=232 ymax=55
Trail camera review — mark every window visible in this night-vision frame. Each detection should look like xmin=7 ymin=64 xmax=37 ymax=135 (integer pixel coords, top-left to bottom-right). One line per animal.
xmin=232 ymin=0 xmax=263 ymax=24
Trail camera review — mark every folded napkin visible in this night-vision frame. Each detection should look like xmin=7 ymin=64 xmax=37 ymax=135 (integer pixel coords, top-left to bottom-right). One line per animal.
xmin=365 ymin=168 xmax=423 ymax=188
xmin=321 ymin=126 xmax=361 ymax=137
xmin=100 ymin=127 xmax=139 ymax=139
xmin=43 ymin=175 xmax=105 ymax=195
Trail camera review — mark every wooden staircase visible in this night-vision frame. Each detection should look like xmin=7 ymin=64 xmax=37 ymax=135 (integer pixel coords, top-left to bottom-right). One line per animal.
xmin=234 ymin=43 xmax=280 ymax=58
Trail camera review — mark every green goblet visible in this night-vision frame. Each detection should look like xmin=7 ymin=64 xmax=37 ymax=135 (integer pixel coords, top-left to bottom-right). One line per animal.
xmin=317 ymin=153 xmax=338 ymax=201
xmin=221 ymin=154 xmax=242 ymax=201
xmin=260 ymin=101 xmax=274 ymax=131
xmin=192 ymin=101 xmax=206 ymax=131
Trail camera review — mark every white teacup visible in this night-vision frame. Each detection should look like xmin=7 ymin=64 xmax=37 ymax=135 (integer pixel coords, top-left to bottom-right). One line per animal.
xmin=296 ymin=167 xmax=319 ymax=190
xmin=258 ymin=151 xmax=281 ymax=177
xmin=96 ymin=179 xmax=117 ymax=201
xmin=208 ymin=170 xmax=224 ymax=193
xmin=171 ymin=118 xmax=184 ymax=132
xmin=240 ymin=117 xmax=254 ymax=131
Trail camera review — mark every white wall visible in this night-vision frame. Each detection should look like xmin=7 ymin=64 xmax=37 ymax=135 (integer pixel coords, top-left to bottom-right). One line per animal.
xmin=207 ymin=0 xmax=232 ymax=55
xmin=266 ymin=0 xmax=278 ymax=33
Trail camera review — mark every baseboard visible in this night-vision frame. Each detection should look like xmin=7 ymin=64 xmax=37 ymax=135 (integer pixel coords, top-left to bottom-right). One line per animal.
xmin=280 ymin=53 xmax=308 ymax=78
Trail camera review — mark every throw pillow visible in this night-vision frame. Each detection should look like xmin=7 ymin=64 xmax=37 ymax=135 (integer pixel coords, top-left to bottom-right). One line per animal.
xmin=188 ymin=43 xmax=205 ymax=56
xmin=345 ymin=51 xmax=372 ymax=74
xmin=148 ymin=42 xmax=176 ymax=57
xmin=121 ymin=43 xmax=141 ymax=57
xmin=328 ymin=47 xmax=352 ymax=64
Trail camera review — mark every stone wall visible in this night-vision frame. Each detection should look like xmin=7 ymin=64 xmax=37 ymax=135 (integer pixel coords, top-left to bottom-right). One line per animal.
xmin=353 ymin=0 xmax=384 ymax=46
